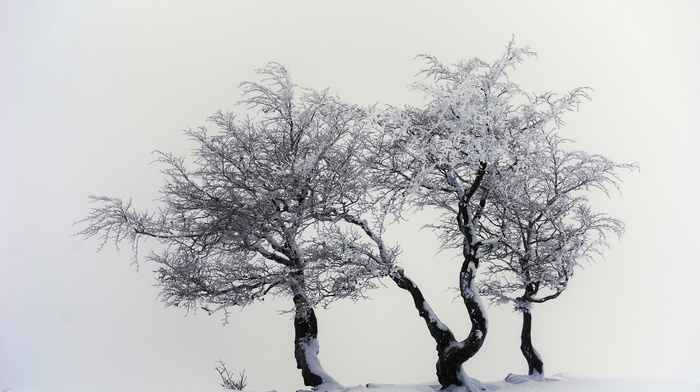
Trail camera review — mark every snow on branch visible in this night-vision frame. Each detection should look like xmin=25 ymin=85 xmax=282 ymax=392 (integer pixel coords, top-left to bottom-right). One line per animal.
xmin=77 ymin=62 xmax=394 ymax=325
xmin=479 ymin=128 xmax=636 ymax=309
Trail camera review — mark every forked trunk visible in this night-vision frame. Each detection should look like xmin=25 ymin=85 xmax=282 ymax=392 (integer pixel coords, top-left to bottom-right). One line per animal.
xmin=390 ymin=266 xmax=486 ymax=391
xmin=383 ymin=165 xmax=489 ymax=390
xmin=441 ymin=256 xmax=488 ymax=389
xmin=520 ymin=308 xmax=544 ymax=380
xmin=438 ymin=168 xmax=488 ymax=391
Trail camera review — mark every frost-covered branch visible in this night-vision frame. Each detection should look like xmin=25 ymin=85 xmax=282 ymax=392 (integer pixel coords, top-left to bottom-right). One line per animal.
xmin=480 ymin=132 xmax=635 ymax=309
xmin=77 ymin=63 xmax=386 ymax=389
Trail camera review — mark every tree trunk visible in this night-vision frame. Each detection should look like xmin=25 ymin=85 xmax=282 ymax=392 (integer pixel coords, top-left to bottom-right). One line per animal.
xmin=390 ymin=267 xmax=487 ymax=391
xmin=382 ymin=166 xmax=489 ymax=390
xmin=451 ymin=166 xmax=489 ymax=381
xmin=451 ymin=255 xmax=488 ymax=373
xmin=520 ymin=308 xmax=544 ymax=380
xmin=291 ymin=281 xmax=340 ymax=388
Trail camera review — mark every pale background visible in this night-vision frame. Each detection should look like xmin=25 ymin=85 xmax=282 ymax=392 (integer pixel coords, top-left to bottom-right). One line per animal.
xmin=1 ymin=1 xmax=699 ymax=391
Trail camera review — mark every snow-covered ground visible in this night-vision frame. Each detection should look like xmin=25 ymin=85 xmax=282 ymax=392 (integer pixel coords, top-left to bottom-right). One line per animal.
xmin=282 ymin=374 xmax=700 ymax=392
xmin=4 ymin=375 xmax=699 ymax=392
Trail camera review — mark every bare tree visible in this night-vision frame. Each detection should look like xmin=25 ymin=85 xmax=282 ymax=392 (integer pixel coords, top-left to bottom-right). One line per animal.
xmin=370 ymin=41 xmax=593 ymax=391
xmin=77 ymin=64 xmax=390 ymax=390
xmin=480 ymin=133 xmax=636 ymax=381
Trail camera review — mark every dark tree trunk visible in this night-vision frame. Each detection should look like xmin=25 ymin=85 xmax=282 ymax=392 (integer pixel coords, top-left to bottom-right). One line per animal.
xmin=520 ymin=309 xmax=544 ymax=378
xmin=291 ymin=279 xmax=339 ymax=388
xmin=452 ymin=163 xmax=489 ymax=369
xmin=431 ymin=255 xmax=488 ymax=390
xmin=458 ymin=255 xmax=488 ymax=360
xmin=293 ymin=305 xmax=323 ymax=386
xmin=376 ymin=164 xmax=490 ymax=390
xmin=395 ymin=164 xmax=488 ymax=391
xmin=518 ymin=282 xmax=544 ymax=381
xmin=440 ymin=177 xmax=489 ymax=388
xmin=390 ymin=267 xmax=486 ymax=391
xmin=389 ymin=268 xmax=462 ymax=386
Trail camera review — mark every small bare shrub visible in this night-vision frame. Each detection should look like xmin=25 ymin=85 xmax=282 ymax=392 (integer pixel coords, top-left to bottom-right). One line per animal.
xmin=215 ymin=360 xmax=247 ymax=390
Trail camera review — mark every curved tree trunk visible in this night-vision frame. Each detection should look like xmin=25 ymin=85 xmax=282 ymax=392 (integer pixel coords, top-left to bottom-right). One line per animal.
xmin=291 ymin=281 xmax=340 ymax=389
xmin=435 ymin=255 xmax=488 ymax=390
xmin=389 ymin=268 xmax=463 ymax=386
xmin=438 ymin=180 xmax=489 ymax=389
xmin=447 ymin=163 xmax=489 ymax=384
xmin=520 ymin=308 xmax=544 ymax=380
xmin=457 ymin=255 xmax=488 ymax=360
xmin=390 ymin=267 xmax=486 ymax=391
xmin=388 ymin=167 xmax=489 ymax=391
xmin=341 ymin=168 xmax=489 ymax=390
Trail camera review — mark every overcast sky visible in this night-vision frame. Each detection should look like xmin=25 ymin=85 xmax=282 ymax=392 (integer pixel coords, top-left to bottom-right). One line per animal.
xmin=2 ymin=1 xmax=700 ymax=391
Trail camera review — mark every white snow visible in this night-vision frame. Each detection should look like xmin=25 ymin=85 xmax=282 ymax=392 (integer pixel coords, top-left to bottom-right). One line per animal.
xmin=287 ymin=374 xmax=700 ymax=392
xmin=4 ymin=375 xmax=699 ymax=392
xmin=299 ymin=338 xmax=343 ymax=391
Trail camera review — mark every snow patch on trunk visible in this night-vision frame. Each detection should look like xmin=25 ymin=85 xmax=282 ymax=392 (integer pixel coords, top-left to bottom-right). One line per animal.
xmin=299 ymin=337 xmax=342 ymax=391
xmin=470 ymin=264 xmax=489 ymax=329
xmin=421 ymin=301 xmax=450 ymax=333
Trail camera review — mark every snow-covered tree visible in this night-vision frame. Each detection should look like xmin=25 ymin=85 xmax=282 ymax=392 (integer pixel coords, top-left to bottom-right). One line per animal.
xmin=371 ymin=41 xmax=594 ymax=391
xmin=77 ymin=64 xmax=392 ymax=390
xmin=480 ymin=132 xmax=636 ymax=381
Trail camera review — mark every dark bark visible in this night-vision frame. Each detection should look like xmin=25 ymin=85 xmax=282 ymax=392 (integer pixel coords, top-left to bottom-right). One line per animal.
xmin=390 ymin=267 xmax=487 ymax=390
xmin=520 ymin=309 xmax=544 ymax=377
xmin=290 ymin=273 xmax=339 ymax=388
xmin=518 ymin=282 xmax=544 ymax=379
xmin=342 ymin=211 xmax=482 ymax=389
xmin=293 ymin=304 xmax=324 ymax=387
xmin=447 ymin=162 xmax=489 ymax=382
xmin=389 ymin=268 xmax=462 ymax=387
xmin=395 ymin=162 xmax=488 ymax=390
xmin=458 ymin=256 xmax=488 ymax=360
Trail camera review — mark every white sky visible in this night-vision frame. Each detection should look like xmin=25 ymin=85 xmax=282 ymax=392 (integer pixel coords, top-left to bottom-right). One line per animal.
xmin=2 ymin=1 xmax=699 ymax=391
